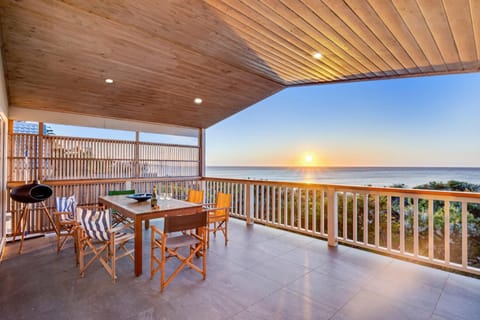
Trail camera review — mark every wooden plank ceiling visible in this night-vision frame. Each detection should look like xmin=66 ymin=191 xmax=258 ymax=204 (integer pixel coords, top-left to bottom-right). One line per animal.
xmin=1 ymin=0 xmax=479 ymax=129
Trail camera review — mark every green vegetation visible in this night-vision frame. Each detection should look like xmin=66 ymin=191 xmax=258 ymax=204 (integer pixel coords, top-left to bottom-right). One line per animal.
xmin=414 ymin=180 xmax=480 ymax=192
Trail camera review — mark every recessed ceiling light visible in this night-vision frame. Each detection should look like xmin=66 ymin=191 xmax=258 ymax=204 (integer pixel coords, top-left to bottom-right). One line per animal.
xmin=105 ymin=78 xmax=114 ymax=84
xmin=312 ymin=52 xmax=323 ymax=60
xmin=194 ymin=98 xmax=203 ymax=105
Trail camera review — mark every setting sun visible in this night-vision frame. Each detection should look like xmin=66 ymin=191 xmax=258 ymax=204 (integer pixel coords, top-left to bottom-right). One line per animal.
xmin=299 ymin=152 xmax=320 ymax=166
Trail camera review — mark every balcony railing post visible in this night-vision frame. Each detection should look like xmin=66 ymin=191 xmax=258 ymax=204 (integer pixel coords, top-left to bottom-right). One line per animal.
xmin=201 ymin=179 xmax=206 ymax=202
xmin=246 ymin=183 xmax=254 ymax=225
xmin=327 ymin=187 xmax=338 ymax=247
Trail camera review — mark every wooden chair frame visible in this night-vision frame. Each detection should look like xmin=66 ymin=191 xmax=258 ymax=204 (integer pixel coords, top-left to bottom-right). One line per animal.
xmin=204 ymin=192 xmax=231 ymax=247
xmin=54 ymin=212 xmax=77 ymax=253
xmin=53 ymin=196 xmax=77 ymax=253
xmin=150 ymin=212 xmax=207 ymax=291
xmin=76 ymin=206 xmax=134 ymax=282
xmin=204 ymin=206 xmax=230 ymax=247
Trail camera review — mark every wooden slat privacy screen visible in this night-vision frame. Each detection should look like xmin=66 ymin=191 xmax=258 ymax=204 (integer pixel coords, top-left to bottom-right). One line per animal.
xmin=8 ymin=133 xmax=199 ymax=182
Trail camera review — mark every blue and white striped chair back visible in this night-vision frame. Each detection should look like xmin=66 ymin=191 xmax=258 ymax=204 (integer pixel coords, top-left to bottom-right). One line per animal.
xmin=55 ymin=195 xmax=77 ymax=222
xmin=77 ymin=207 xmax=111 ymax=242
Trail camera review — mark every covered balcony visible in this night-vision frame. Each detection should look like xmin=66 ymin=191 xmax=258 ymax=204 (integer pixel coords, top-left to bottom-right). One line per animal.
xmin=2 ymin=213 xmax=479 ymax=320
xmin=0 ymin=1 xmax=479 ymax=319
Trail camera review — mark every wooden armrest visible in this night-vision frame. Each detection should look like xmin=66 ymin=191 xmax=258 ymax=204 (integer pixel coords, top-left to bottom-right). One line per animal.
xmin=202 ymin=203 xmax=216 ymax=207
xmin=206 ymin=206 xmax=230 ymax=212
xmin=53 ymin=211 xmax=68 ymax=216
xmin=77 ymin=204 xmax=105 ymax=210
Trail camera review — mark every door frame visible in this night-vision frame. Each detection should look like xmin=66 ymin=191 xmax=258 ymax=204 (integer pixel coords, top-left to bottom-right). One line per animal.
xmin=0 ymin=114 xmax=7 ymax=256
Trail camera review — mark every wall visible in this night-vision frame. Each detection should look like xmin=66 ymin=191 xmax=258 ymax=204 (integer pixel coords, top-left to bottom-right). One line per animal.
xmin=0 ymin=46 xmax=9 ymax=255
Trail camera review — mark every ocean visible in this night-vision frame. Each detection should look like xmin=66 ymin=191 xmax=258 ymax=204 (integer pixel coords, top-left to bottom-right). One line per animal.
xmin=205 ymin=166 xmax=480 ymax=188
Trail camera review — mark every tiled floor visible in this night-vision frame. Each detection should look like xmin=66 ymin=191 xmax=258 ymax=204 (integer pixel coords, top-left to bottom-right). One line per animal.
xmin=1 ymin=218 xmax=479 ymax=320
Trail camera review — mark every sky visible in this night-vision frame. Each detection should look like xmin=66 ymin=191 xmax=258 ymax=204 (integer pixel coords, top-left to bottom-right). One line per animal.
xmin=47 ymin=124 xmax=198 ymax=145
xmin=206 ymin=72 xmax=480 ymax=167
xmin=45 ymin=72 xmax=480 ymax=168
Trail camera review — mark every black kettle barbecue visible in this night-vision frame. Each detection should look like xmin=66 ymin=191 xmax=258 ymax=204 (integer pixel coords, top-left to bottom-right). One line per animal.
xmin=10 ymin=180 xmax=56 ymax=254
xmin=10 ymin=180 xmax=53 ymax=203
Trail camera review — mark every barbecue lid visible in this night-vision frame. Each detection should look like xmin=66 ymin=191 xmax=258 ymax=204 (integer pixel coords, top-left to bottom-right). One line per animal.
xmin=10 ymin=180 xmax=53 ymax=203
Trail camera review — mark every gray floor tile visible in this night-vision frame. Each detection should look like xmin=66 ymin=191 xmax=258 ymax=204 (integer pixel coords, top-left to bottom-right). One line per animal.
xmin=240 ymin=288 xmax=337 ymax=320
xmin=231 ymin=309 xmax=270 ymax=320
xmin=332 ymin=289 xmax=434 ymax=320
xmin=375 ymin=259 xmax=449 ymax=289
xmin=363 ymin=275 xmax=443 ymax=312
xmin=276 ymin=245 xmax=340 ymax=269
xmin=206 ymin=269 xmax=283 ymax=308
xmin=210 ymin=244 xmax=278 ymax=269
xmin=335 ymin=246 xmax=393 ymax=269
xmin=288 ymin=271 xmax=361 ymax=309
xmin=443 ymin=272 xmax=480 ymax=299
xmin=248 ymin=256 xmax=312 ymax=285
xmin=434 ymin=278 xmax=480 ymax=320
xmin=314 ymin=258 xmax=385 ymax=287
xmin=202 ymin=251 xmax=247 ymax=281
xmin=430 ymin=313 xmax=455 ymax=320
xmin=247 ymin=236 xmax=298 ymax=256
xmin=158 ymin=285 xmax=244 ymax=320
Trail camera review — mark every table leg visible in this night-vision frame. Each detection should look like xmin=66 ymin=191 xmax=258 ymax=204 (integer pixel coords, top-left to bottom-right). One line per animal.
xmin=134 ymin=217 xmax=143 ymax=276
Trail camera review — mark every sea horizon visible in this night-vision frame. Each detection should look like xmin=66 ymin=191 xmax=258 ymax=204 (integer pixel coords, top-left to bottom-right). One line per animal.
xmin=207 ymin=165 xmax=480 ymax=168
xmin=205 ymin=166 xmax=480 ymax=188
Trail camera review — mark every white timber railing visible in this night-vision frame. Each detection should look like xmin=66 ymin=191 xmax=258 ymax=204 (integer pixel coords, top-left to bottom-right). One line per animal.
xmin=203 ymin=177 xmax=480 ymax=276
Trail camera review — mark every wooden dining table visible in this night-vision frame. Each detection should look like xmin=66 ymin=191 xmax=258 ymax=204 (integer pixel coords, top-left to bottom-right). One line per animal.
xmin=98 ymin=195 xmax=203 ymax=276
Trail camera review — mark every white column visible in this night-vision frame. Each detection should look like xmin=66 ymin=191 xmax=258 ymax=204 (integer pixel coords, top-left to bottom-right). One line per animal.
xmin=198 ymin=128 xmax=206 ymax=177
xmin=327 ymin=187 xmax=338 ymax=247
xmin=246 ymin=183 xmax=254 ymax=225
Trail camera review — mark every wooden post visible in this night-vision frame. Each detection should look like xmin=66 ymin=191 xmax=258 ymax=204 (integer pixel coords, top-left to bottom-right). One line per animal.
xmin=134 ymin=131 xmax=140 ymax=178
xmin=327 ymin=187 xmax=338 ymax=247
xmin=245 ymin=183 xmax=254 ymax=225
xmin=1 ymin=116 xmax=7 ymax=253
xmin=38 ymin=122 xmax=44 ymax=181
xmin=7 ymin=119 xmax=13 ymax=182
xmin=201 ymin=180 xmax=206 ymax=202
xmin=198 ymin=128 xmax=206 ymax=177
xmin=444 ymin=200 xmax=450 ymax=265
